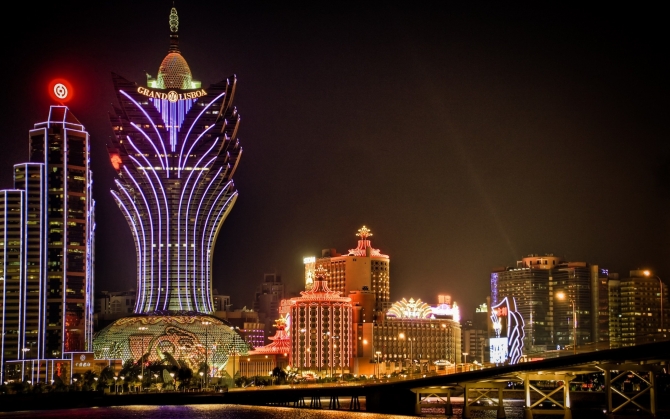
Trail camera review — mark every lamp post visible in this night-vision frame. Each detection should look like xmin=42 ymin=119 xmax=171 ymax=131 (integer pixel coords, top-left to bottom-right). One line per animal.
xmin=199 ymin=372 xmax=204 ymax=390
xmin=375 ymin=351 xmax=381 ymax=377
xmin=202 ymin=320 xmax=211 ymax=389
xmin=556 ymin=291 xmax=576 ymax=355
xmin=138 ymin=326 xmax=148 ymax=390
xmin=399 ymin=333 xmax=414 ymax=376
xmin=644 ymin=271 xmax=664 ymax=332
xmin=113 ymin=376 xmax=118 ymax=394
xmin=462 ymin=352 xmax=468 ymax=371
xmin=441 ymin=324 xmax=448 ymax=373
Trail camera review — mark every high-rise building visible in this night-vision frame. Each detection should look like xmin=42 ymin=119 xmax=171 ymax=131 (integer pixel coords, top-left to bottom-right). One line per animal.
xmin=304 ymin=226 xmax=389 ymax=311
xmin=93 ymin=7 xmax=248 ymax=376
xmin=1 ymin=105 xmax=95 ymax=381
xmin=253 ymin=273 xmax=285 ymax=344
xmin=608 ymin=269 xmax=668 ymax=348
xmin=491 ymin=254 xmax=599 ymax=354
xmin=106 ymin=7 xmax=241 ymax=314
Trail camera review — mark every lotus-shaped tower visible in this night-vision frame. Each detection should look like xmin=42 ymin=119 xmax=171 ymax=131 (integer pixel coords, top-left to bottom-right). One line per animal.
xmin=107 ymin=7 xmax=241 ymax=313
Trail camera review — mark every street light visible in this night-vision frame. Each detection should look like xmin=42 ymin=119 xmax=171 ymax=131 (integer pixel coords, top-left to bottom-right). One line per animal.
xmin=138 ymin=326 xmax=148 ymax=388
xmin=113 ymin=376 xmax=118 ymax=393
xmin=644 ymin=270 xmax=664 ymax=332
xmin=399 ymin=333 xmax=414 ymax=376
xmin=202 ymin=320 xmax=212 ymax=389
xmin=375 ymin=351 xmax=381 ymax=377
xmin=462 ymin=352 xmax=468 ymax=371
xmin=556 ymin=291 xmax=576 ymax=355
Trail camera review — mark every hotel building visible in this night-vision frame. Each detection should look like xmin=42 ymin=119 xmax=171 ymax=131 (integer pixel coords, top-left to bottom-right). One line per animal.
xmin=93 ymin=7 xmax=249 ymax=375
xmin=304 ymin=226 xmax=389 ymax=312
xmin=1 ymin=106 xmax=95 ymax=382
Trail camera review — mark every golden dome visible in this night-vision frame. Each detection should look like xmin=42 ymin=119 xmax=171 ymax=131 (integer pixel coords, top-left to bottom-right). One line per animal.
xmin=156 ymin=52 xmax=193 ymax=89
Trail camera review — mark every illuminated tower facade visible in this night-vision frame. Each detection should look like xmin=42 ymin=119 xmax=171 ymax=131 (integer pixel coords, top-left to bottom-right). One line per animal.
xmin=107 ymin=7 xmax=241 ymax=313
xmin=304 ymin=226 xmax=390 ymax=311
xmin=1 ymin=105 xmax=95 ymax=380
xmin=289 ymin=268 xmax=353 ymax=375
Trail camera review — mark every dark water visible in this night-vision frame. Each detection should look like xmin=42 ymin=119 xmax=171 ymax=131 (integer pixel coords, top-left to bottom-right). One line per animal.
xmin=0 ymin=405 xmax=413 ymax=419
xmin=0 ymin=401 xmax=667 ymax=419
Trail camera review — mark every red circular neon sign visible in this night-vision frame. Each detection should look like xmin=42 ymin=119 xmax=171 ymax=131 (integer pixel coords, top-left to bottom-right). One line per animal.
xmin=49 ymin=79 xmax=74 ymax=103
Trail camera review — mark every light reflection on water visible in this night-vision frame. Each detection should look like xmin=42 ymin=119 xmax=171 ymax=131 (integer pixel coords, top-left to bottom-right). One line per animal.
xmin=0 ymin=405 xmax=416 ymax=419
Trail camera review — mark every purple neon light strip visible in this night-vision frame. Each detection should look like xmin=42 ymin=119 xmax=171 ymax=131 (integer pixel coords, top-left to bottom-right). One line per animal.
xmin=192 ymin=168 xmax=225 ymax=312
xmin=112 ymin=191 xmax=144 ymax=310
xmin=178 ymin=92 xmax=226 ymax=175
xmin=120 ymin=90 xmax=169 ymax=173
xmin=127 ymin=148 xmax=163 ymax=311
xmin=203 ymin=193 xmax=237 ymax=313
xmin=129 ymin=151 xmax=170 ymax=310
xmin=178 ymin=154 xmax=217 ymax=310
xmin=200 ymin=183 xmax=235 ymax=312
xmin=179 ymin=138 xmax=220 ymax=310
xmin=116 ymin=179 xmax=148 ymax=312
xmin=123 ymin=166 xmax=154 ymax=312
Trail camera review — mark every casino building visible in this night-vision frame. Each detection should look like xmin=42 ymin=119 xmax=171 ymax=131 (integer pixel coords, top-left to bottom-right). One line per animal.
xmin=93 ymin=7 xmax=248 ymax=375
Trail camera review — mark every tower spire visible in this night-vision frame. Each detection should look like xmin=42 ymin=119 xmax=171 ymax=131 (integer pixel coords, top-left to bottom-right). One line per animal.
xmin=169 ymin=6 xmax=179 ymax=52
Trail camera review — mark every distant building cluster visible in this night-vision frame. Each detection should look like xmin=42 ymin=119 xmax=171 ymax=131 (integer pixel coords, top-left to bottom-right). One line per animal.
xmin=491 ymin=254 xmax=667 ymax=359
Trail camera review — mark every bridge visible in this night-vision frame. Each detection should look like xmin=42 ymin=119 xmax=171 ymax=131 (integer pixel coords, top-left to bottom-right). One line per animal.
xmin=223 ymin=340 xmax=670 ymax=418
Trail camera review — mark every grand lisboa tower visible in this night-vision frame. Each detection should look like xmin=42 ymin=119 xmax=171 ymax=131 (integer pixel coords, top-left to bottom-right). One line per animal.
xmin=94 ymin=7 xmax=249 ymax=374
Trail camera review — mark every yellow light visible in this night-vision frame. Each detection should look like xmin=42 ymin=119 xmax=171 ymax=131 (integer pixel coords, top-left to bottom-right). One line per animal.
xmin=556 ymin=291 xmax=566 ymax=300
xmin=644 ymin=270 xmax=651 ymax=277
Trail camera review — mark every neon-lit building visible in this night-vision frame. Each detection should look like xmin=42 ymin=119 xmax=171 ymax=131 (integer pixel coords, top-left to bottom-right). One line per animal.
xmin=491 ymin=254 xmax=600 ymax=354
xmin=238 ymin=316 xmax=291 ymax=379
xmin=304 ymin=226 xmax=389 ymax=312
xmin=1 ymin=105 xmax=95 ymax=381
xmin=93 ymin=7 xmax=248 ymax=373
xmin=288 ymin=268 xmax=353 ymax=376
xmin=363 ymin=297 xmax=461 ymax=375
xmin=107 ymin=7 xmax=240 ymax=313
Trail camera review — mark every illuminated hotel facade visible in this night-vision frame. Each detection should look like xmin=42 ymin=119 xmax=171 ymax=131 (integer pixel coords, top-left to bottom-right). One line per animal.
xmin=288 ymin=269 xmax=353 ymax=376
xmin=107 ymin=7 xmax=240 ymax=313
xmin=1 ymin=106 xmax=95 ymax=381
xmin=304 ymin=226 xmax=389 ymax=312
xmin=491 ymin=254 xmax=601 ymax=354
xmin=93 ymin=7 xmax=248 ymax=375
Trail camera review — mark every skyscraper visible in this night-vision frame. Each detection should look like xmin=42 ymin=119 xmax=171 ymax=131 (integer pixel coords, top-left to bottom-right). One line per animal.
xmin=107 ymin=7 xmax=241 ymax=314
xmin=608 ymin=269 xmax=668 ymax=348
xmin=304 ymin=226 xmax=390 ymax=311
xmin=491 ymin=254 xmax=598 ymax=354
xmin=1 ymin=105 xmax=95 ymax=381
xmin=93 ymin=7 xmax=248 ymax=376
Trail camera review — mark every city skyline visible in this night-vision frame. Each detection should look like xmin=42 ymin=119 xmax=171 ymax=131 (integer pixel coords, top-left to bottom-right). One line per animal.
xmin=0 ymin=2 xmax=667 ymax=317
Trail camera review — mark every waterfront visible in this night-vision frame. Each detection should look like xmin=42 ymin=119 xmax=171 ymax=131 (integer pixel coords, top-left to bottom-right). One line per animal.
xmin=1 ymin=401 xmax=662 ymax=419
xmin=0 ymin=405 xmax=412 ymax=419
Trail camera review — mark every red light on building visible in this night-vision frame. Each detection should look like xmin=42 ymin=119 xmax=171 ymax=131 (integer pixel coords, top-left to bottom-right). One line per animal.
xmin=49 ymin=79 xmax=74 ymax=103
xmin=110 ymin=154 xmax=122 ymax=170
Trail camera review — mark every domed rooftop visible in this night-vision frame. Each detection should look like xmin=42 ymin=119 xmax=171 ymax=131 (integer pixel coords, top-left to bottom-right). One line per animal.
xmin=156 ymin=52 xmax=193 ymax=89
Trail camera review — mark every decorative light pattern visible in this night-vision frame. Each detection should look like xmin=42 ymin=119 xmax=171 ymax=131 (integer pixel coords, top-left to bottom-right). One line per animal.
xmin=93 ymin=313 xmax=249 ymax=372
xmin=249 ymin=315 xmax=291 ymax=355
xmin=387 ymin=298 xmax=433 ymax=319
xmin=169 ymin=7 xmax=179 ymax=33
xmin=288 ymin=277 xmax=352 ymax=373
xmin=490 ymin=296 xmax=525 ymax=364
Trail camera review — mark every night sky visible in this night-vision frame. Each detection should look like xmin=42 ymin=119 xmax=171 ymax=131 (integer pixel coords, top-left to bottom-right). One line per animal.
xmin=1 ymin=2 xmax=667 ymax=319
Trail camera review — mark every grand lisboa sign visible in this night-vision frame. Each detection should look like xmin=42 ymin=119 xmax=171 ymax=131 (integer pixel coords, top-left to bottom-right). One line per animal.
xmin=137 ymin=86 xmax=207 ymax=102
